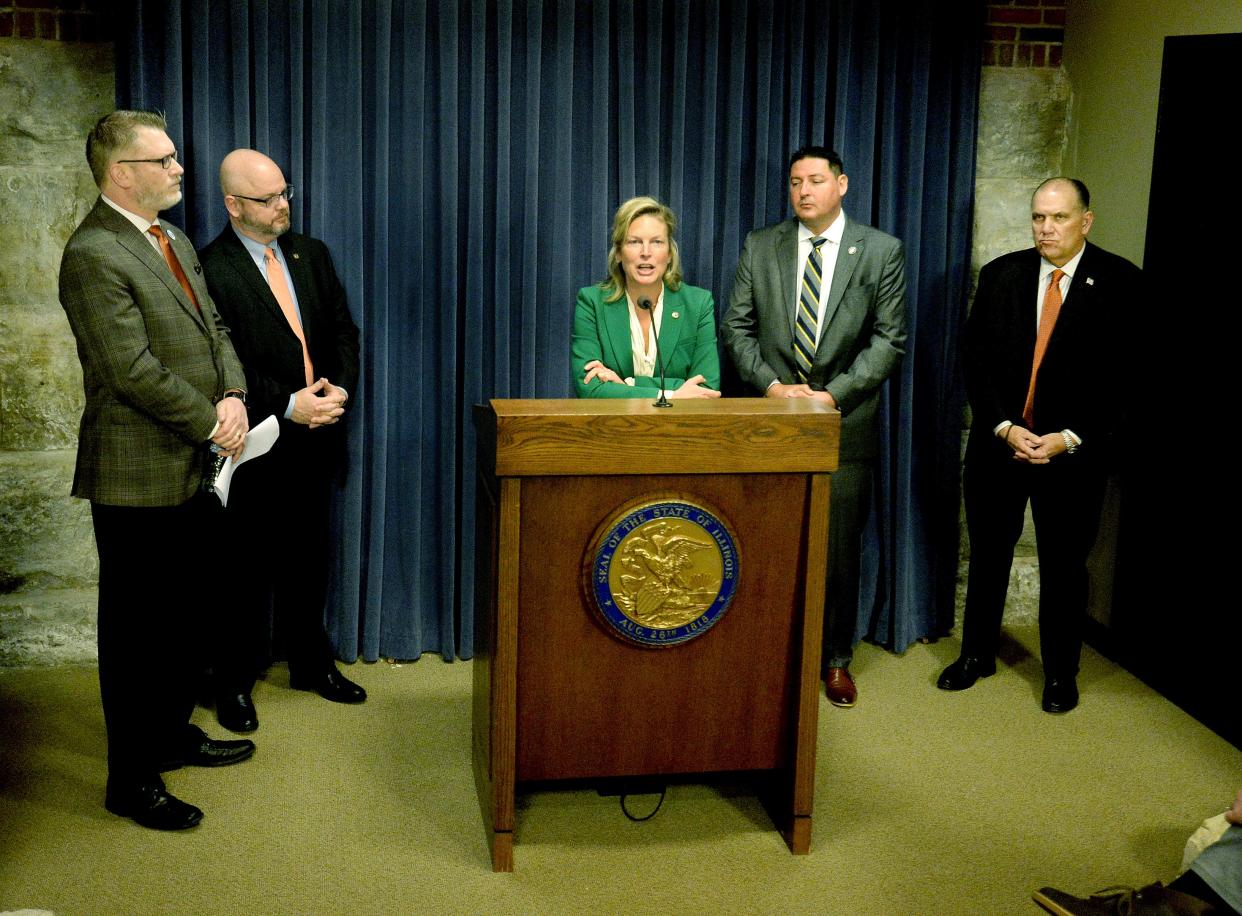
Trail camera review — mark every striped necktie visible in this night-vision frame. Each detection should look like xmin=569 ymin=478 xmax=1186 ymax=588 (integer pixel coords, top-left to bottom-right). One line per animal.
xmin=794 ymin=237 xmax=826 ymax=382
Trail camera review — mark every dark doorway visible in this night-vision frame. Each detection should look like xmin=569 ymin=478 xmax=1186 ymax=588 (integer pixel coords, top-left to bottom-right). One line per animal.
xmin=1112 ymin=33 xmax=1240 ymax=749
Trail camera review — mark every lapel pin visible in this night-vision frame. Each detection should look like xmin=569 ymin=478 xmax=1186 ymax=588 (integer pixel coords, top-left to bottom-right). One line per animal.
xmin=292 ymin=253 xmax=300 ymax=260
xmin=671 ymin=311 xmax=680 ymax=319
xmin=848 ymin=246 xmax=857 ymax=255
xmin=1085 ymin=277 xmax=1094 ymax=286
xmin=194 ymin=263 xmax=202 ymax=273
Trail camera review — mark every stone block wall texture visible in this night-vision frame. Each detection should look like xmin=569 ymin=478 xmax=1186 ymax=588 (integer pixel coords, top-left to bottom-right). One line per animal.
xmin=0 ymin=36 xmax=113 ymax=665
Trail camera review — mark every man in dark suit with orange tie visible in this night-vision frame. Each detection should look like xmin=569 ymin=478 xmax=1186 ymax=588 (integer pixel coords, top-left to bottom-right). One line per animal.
xmin=938 ymin=177 xmax=1141 ymax=713
xmin=59 ymin=110 xmax=256 ymax=830
xmin=199 ymin=149 xmax=363 ymax=732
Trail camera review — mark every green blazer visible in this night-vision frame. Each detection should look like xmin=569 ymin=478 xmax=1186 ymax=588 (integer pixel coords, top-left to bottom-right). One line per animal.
xmin=571 ymin=283 xmax=720 ymax=398
xmin=59 ymin=198 xmax=247 ymax=507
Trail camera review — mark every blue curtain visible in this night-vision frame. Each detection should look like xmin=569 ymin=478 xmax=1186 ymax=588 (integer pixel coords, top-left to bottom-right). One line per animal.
xmin=118 ymin=0 xmax=980 ymax=662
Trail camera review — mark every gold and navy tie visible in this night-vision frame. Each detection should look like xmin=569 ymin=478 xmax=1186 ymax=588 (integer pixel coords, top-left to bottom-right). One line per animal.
xmin=794 ymin=237 xmax=826 ymax=382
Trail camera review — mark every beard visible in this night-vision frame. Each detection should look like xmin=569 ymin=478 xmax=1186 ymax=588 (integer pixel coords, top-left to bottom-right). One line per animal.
xmin=239 ymin=208 xmax=291 ymax=240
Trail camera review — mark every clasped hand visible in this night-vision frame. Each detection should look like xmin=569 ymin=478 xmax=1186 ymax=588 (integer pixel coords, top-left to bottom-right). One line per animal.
xmin=582 ymin=361 xmax=719 ymax=399
xmin=766 ymin=382 xmax=837 ymax=408
xmin=1003 ymin=425 xmax=1067 ymax=464
xmin=292 ymin=378 xmax=349 ymax=427
xmin=211 ymin=396 xmax=249 ymax=457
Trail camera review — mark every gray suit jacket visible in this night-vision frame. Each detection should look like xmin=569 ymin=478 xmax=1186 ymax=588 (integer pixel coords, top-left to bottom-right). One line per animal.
xmin=59 ymin=198 xmax=246 ymax=506
xmin=722 ymin=216 xmax=907 ymax=461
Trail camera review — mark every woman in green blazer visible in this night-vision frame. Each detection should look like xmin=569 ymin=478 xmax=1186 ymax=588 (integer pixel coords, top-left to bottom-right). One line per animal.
xmin=572 ymin=196 xmax=721 ymax=399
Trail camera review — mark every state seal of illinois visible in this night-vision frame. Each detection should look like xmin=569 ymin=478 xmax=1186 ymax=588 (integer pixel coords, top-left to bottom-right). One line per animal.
xmin=585 ymin=498 xmax=740 ymax=647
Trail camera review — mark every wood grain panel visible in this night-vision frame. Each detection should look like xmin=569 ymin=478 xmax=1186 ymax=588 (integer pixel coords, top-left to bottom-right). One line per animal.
xmin=514 ymin=474 xmax=811 ymax=781
xmin=490 ymin=398 xmax=839 ymax=477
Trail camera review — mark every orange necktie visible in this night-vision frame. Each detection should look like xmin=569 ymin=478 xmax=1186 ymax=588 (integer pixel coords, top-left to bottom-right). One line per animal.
xmin=147 ymin=224 xmax=199 ymax=311
xmin=264 ymin=247 xmax=314 ymax=387
xmin=1022 ymin=268 xmax=1064 ymax=428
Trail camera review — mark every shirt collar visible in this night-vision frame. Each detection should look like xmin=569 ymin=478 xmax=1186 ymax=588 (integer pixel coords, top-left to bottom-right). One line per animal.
xmin=101 ymin=193 xmax=159 ymax=235
xmin=798 ymin=210 xmax=846 ymax=246
xmin=233 ymin=224 xmax=279 ymax=260
xmin=1040 ymin=243 xmax=1087 ymax=283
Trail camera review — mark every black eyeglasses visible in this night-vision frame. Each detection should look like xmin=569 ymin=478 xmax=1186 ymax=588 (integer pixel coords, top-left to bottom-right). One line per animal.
xmin=117 ymin=152 xmax=179 ymax=170
xmin=229 ymin=186 xmax=296 ymax=208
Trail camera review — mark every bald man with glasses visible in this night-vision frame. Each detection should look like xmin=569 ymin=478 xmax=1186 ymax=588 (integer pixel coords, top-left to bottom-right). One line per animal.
xmin=199 ymin=150 xmax=362 ymax=733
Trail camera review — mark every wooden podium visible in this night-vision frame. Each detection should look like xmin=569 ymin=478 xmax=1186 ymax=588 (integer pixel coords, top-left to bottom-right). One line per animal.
xmin=471 ymin=398 xmax=839 ymax=871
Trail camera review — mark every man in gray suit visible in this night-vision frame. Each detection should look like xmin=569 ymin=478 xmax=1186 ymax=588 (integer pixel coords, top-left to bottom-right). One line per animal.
xmin=722 ymin=146 xmax=907 ymax=708
xmin=59 ymin=110 xmax=257 ymax=830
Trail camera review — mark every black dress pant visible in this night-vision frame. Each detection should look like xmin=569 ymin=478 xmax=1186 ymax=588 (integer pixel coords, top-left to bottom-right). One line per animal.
xmin=92 ymin=491 xmax=218 ymax=784
xmin=961 ymin=431 xmax=1108 ymax=678
xmin=213 ymin=431 xmax=336 ymax=691
xmin=824 ymin=460 xmax=873 ymax=669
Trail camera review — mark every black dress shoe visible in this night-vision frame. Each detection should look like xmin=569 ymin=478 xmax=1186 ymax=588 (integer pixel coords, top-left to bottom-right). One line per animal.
xmin=216 ymin=692 xmax=259 ymax=734
xmin=1042 ymin=676 xmax=1079 ymax=713
xmin=937 ymin=655 xmax=997 ymax=691
xmin=158 ymin=724 xmax=256 ymax=770
xmin=105 ymin=779 xmax=203 ymax=830
xmin=290 ymin=667 xmax=367 ymax=704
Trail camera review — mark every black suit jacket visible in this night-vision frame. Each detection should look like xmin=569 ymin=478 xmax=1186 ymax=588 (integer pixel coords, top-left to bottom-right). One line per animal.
xmin=965 ymin=241 xmax=1141 ymax=459
xmin=198 ymin=227 xmax=360 ymax=455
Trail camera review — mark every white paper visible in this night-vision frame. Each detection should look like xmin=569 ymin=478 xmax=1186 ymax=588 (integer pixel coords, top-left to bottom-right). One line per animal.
xmin=213 ymin=414 xmax=280 ymax=507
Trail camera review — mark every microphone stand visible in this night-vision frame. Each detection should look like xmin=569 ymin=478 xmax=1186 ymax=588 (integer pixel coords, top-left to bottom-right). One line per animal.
xmin=638 ymin=297 xmax=672 ymax=408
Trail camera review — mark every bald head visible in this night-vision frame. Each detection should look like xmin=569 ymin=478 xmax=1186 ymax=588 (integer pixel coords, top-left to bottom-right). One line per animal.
xmin=1031 ymin=176 xmax=1093 ymax=267
xmin=221 ymin=149 xmax=292 ymax=245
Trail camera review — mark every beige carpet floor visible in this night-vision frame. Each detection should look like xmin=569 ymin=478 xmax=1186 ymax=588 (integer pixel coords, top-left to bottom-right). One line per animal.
xmin=1 ymin=629 xmax=1238 ymax=915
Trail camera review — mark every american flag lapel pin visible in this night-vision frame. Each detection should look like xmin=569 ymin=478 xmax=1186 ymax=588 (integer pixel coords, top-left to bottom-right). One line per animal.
xmin=1085 ymin=277 xmax=1094 ymax=286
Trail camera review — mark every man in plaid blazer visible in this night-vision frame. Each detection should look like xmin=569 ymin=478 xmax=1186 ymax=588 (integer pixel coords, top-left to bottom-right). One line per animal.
xmin=59 ymin=110 xmax=256 ymax=830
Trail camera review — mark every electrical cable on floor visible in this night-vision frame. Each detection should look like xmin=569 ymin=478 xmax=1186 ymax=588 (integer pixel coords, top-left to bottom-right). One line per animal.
xmin=619 ymin=786 xmax=666 ymax=822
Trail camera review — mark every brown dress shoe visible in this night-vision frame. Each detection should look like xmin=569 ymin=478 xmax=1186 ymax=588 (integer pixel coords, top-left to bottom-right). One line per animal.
xmin=824 ymin=667 xmax=857 ymax=708
xmin=1034 ymin=883 xmax=1218 ymax=915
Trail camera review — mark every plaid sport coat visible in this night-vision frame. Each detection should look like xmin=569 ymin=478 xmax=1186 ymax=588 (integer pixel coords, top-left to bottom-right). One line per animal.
xmin=59 ymin=197 xmax=246 ymax=507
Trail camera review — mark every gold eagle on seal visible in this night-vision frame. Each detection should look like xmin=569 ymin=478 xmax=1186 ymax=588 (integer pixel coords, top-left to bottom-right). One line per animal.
xmin=611 ymin=520 xmax=722 ymax=629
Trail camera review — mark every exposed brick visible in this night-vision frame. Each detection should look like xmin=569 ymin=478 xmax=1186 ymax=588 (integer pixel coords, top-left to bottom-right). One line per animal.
xmin=989 ymin=25 xmax=1017 ymax=41
xmin=1020 ymin=26 xmax=1063 ymax=42
xmin=995 ymin=43 xmax=1014 ymax=66
xmin=989 ymin=7 xmax=1042 ymax=25
xmin=0 ymin=13 xmax=13 ymax=38
xmin=982 ymin=42 xmax=997 ymax=66
xmin=1041 ymin=0 xmax=1066 ymax=6
xmin=1042 ymin=7 xmax=1066 ymax=25
xmin=15 ymin=10 xmax=34 ymax=36
xmin=1015 ymin=43 xmax=1033 ymax=66
xmin=1030 ymin=44 xmax=1046 ymax=67
xmin=1048 ymin=45 xmax=1063 ymax=67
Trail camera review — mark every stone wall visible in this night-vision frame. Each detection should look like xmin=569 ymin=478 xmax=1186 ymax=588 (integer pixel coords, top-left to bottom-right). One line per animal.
xmin=0 ymin=37 xmax=113 ymax=665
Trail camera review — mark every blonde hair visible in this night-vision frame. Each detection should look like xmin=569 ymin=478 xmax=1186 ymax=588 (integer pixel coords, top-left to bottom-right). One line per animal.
xmin=600 ymin=196 xmax=683 ymax=303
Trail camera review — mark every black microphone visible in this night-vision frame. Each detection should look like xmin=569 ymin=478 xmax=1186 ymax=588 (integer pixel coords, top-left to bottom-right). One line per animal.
xmin=639 ymin=297 xmax=671 ymax=408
